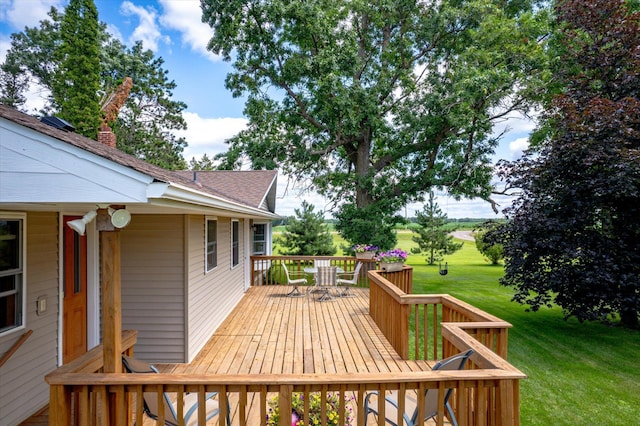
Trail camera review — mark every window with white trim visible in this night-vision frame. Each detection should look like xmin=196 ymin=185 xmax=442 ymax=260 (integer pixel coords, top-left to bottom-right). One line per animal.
xmin=252 ymin=224 xmax=266 ymax=255
xmin=231 ymin=220 xmax=239 ymax=267
xmin=0 ymin=214 xmax=25 ymax=336
xmin=206 ymin=219 xmax=217 ymax=271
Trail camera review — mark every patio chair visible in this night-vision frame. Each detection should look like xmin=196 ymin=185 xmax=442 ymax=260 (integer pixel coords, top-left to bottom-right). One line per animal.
xmin=122 ymin=355 xmax=231 ymax=426
xmin=314 ymin=259 xmax=331 ymax=268
xmin=364 ymin=349 xmax=474 ymax=426
xmin=282 ymin=262 xmax=308 ymax=297
xmin=314 ymin=265 xmax=338 ymax=301
xmin=336 ymin=262 xmax=363 ymax=296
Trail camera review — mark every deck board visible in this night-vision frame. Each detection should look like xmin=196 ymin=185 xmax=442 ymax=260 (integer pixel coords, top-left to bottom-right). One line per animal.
xmin=159 ymin=286 xmax=428 ymax=376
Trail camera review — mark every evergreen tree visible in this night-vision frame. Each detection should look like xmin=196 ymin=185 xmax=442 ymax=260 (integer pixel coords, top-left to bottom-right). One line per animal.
xmin=276 ymin=201 xmax=336 ymax=256
xmin=189 ymin=154 xmax=216 ymax=170
xmin=0 ymin=55 xmax=28 ymax=108
xmin=52 ymin=0 xmax=102 ymax=138
xmin=411 ymin=192 xmax=462 ymax=265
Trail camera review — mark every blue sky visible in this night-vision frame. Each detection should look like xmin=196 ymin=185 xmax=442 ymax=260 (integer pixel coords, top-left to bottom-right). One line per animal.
xmin=0 ymin=0 xmax=534 ymax=218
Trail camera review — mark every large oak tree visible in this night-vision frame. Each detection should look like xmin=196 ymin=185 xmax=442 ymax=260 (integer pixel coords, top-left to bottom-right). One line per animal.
xmin=494 ymin=0 xmax=640 ymax=328
xmin=202 ymin=0 xmax=549 ymax=247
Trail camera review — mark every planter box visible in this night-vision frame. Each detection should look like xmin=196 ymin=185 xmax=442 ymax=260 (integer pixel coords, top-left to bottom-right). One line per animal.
xmin=355 ymin=252 xmax=375 ymax=260
xmin=380 ymin=261 xmax=404 ymax=272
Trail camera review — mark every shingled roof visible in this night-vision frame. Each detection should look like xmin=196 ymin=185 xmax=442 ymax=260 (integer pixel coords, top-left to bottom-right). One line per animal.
xmin=173 ymin=170 xmax=277 ymax=211
xmin=0 ymin=104 xmax=278 ymax=214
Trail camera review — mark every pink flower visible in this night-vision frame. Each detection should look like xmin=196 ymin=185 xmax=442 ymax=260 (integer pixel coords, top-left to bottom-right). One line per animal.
xmin=291 ymin=410 xmax=300 ymax=426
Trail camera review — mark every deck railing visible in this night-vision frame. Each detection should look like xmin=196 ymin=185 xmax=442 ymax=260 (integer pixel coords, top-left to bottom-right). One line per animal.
xmin=45 ymin=263 xmax=525 ymax=426
xmin=250 ymin=255 xmax=378 ymax=287
xmin=368 ymin=266 xmax=524 ymax=424
xmin=45 ymin=330 xmax=138 ymax=425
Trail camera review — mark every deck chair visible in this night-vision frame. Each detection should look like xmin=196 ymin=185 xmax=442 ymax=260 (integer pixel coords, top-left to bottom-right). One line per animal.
xmin=364 ymin=349 xmax=474 ymax=426
xmin=314 ymin=259 xmax=331 ymax=268
xmin=314 ymin=266 xmax=338 ymax=301
xmin=122 ymin=355 xmax=231 ymax=426
xmin=336 ymin=262 xmax=363 ymax=296
xmin=282 ymin=263 xmax=308 ymax=297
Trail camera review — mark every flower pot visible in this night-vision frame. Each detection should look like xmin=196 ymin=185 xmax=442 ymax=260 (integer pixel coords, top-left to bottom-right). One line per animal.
xmin=380 ymin=261 xmax=404 ymax=272
xmin=355 ymin=251 xmax=375 ymax=260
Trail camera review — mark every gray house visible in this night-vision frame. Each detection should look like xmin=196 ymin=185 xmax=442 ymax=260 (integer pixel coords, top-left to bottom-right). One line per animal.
xmin=0 ymin=105 xmax=278 ymax=425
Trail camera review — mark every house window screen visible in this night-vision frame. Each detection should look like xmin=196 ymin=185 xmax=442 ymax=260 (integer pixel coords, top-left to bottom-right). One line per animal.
xmin=231 ymin=221 xmax=239 ymax=267
xmin=0 ymin=217 xmax=24 ymax=335
xmin=206 ymin=219 xmax=217 ymax=271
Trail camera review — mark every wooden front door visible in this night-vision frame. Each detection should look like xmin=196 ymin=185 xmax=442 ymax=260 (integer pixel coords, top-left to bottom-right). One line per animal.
xmin=63 ymin=216 xmax=88 ymax=363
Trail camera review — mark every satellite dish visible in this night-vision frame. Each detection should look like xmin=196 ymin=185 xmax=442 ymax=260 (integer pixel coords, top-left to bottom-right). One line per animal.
xmin=109 ymin=209 xmax=131 ymax=228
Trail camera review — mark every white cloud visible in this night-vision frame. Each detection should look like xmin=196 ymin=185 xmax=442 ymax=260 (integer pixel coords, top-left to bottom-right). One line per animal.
xmin=120 ymin=1 xmax=169 ymax=52
xmin=104 ymin=22 xmax=123 ymax=42
xmin=178 ymin=112 xmax=247 ymax=160
xmin=509 ymin=137 xmax=529 ymax=160
xmin=0 ymin=0 xmax=65 ymax=31
xmin=157 ymin=0 xmax=219 ymax=61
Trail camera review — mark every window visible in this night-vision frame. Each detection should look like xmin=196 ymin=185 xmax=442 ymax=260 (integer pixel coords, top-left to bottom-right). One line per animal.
xmin=0 ymin=214 xmax=25 ymax=335
xmin=206 ymin=219 xmax=217 ymax=271
xmin=231 ymin=221 xmax=239 ymax=267
xmin=252 ymin=224 xmax=266 ymax=255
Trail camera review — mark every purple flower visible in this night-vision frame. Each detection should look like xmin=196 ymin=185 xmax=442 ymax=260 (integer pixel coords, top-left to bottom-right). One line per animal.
xmin=291 ymin=410 xmax=300 ymax=426
xmin=376 ymin=248 xmax=409 ymax=263
xmin=353 ymin=244 xmax=379 ymax=253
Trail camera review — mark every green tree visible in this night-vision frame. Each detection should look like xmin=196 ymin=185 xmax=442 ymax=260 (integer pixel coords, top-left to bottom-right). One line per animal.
xmin=189 ymin=153 xmax=216 ymax=170
xmin=1 ymin=6 xmax=188 ymax=169
xmin=202 ymin=0 xmax=550 ymax=246
xmin=474 ymin=221 xmax=503 ymax=265
xmin=102 ymin=40 xmax=188 ymax=170
xmin=276 ymin=201 xmax=336 ymax=256
xmin=0 ymin=55 xmax=29 ymax=108
xmin=51 ymin=0 xmax=102 ymax=138
xmin=493 ymin=0 xmax=640 ymax=328
xmin=411 ymin=192 xmax=462 ymax=265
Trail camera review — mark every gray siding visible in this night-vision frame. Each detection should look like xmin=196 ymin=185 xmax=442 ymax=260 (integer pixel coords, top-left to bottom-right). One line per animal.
xmin=0 ymin=212 xmax=59 ymax=426
xmin=186 ymin=216 xmax=246 ymax=361
xmin=121 ymin=215 xmax=185 ymax=363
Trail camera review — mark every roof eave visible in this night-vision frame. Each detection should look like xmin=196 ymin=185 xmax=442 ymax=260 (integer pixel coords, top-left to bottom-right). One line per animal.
xmin=147 ymin=182 xmax=281 ymax=219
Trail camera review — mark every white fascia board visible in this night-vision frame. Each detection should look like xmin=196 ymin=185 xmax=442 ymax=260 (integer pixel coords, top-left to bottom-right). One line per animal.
xmin=147 ymin=182 xmax=280 ymax=219
xmin=257 ymin=172 xmax=278 ymax=212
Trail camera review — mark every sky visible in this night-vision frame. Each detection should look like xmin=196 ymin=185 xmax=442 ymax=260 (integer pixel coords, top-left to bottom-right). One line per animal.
xmin=0 ymin=0 xmax=535 ymax=219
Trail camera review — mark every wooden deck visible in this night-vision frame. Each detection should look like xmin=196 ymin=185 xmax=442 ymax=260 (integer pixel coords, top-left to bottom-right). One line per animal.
xmin=24 ymin=286 xmax=442 ymax=426
xmin=40 ymin=270 xmax=524 ymax=425
xmin=158 ymin=285 xmax=432 ymax=375
xmin=148 ymin=285 xmax=434 ymax=425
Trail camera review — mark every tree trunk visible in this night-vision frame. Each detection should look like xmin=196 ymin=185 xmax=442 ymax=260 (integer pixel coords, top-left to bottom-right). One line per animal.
xmin=355 ymin=132 xmax=373 ymax=208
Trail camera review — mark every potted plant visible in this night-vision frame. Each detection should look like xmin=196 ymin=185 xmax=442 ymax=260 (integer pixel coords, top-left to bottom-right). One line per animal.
xmin=352 ymin=244 xmax=378 ymax=260
xmin=266 ymin=392 xmax=354 ymax=426
xmin=376 ymin=248 xmax=409 ymax=272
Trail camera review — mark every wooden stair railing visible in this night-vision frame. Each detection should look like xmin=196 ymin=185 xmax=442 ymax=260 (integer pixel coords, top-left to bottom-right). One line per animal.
xmin=0 ymin=329 xmax=33 ymax=368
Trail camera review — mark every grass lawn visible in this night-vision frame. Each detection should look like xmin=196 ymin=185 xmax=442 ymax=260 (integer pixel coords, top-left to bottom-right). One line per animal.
xmin=273 ymin=230 xmax=640 ymax=424
xmin=402 ymin=233 xmax=640 ymax=425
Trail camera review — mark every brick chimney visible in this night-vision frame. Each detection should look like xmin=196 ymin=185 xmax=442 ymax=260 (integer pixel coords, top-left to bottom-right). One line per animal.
xmin=98 ymin=123 xmax=117 ymax=148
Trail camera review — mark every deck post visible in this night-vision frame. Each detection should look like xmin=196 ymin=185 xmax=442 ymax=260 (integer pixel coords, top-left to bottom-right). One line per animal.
xmin=279 ymin=385 xmax=292 ymax=426
xmin=100 ymin=230 xmax=122 ymax=373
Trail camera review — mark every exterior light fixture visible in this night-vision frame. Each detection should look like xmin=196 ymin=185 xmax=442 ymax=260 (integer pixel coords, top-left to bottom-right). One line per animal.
xmin=67 ymin=209 xmax=98 ymax=235
xmin=108 ymin=207 xmax=131 ymax=228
